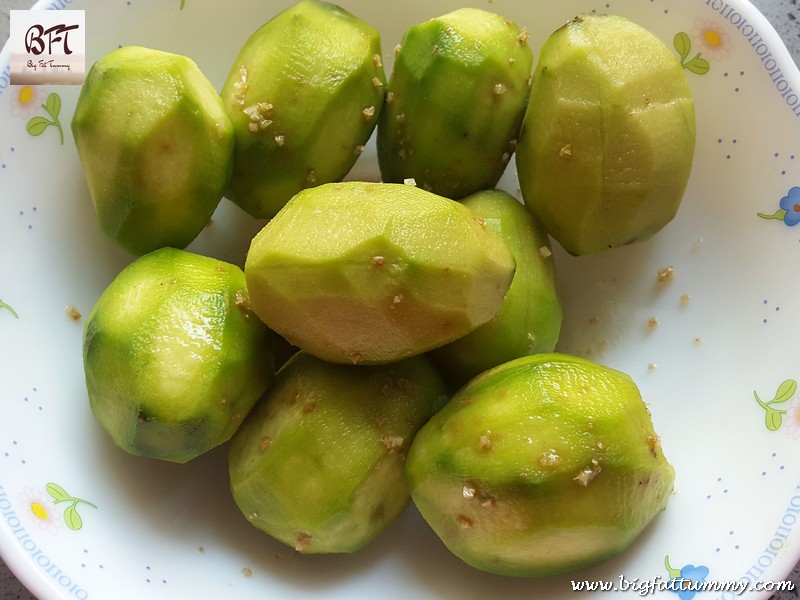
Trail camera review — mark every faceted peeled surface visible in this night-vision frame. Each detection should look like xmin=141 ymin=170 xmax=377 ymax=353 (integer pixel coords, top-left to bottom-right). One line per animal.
xmin=377 ymin=7 xmax=533 ymax=199
xmin=516 ymin=14 xmax=696 ymax=255
xmin=83 ymin=248 xmax=273 ymax=463
xmin=221 ymin=0 xmax=386 ymax=219
xmin=244 ymin=182 xmax=515 ymax=364
xmin=406 ymin=353 xmax=675 ymax=577
xmin=429 ymin=189 xmax=563 ymax=389
xmin=228 ymin=352 xmax=447 ymax=553
xmin=71 ymin=46 xmax=233 ymax=255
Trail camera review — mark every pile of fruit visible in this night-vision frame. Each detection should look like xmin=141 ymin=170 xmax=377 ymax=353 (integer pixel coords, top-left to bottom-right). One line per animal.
xmin=73 ymin=0 xmax=695 ymax=578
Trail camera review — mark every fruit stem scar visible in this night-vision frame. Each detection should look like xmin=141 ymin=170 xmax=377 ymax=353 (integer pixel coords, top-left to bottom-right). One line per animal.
xmin=295 ymin=532 xmax=312 ymax=552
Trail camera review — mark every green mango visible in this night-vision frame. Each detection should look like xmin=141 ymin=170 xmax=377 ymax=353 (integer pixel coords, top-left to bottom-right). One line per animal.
xmin=72 ymin=46 xmax=234 ymax=256
xmin=228 ymin=351 xmax=447 ymax=553
xmin=515 ymin=14 xmax=696 ymax=255
xmin=221 ymin=0 xmax=385 ymax=218
xmin=83 ymin=248 xmax=274 ymax=463
xmin=244 ymin=181 xmax=515 ymax=365
xmin=406 ymin=353 xmax=675 ymax=577
xmin=430 ymin=189 xmax=562 ymax=389
xmin=378 ymin=7 xmax=533 ymax=199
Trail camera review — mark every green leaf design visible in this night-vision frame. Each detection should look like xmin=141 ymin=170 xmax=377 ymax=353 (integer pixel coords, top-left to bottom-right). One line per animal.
xmin=765 ymin=408 xmax=784 ymax=431
xmin=43 ymin=483 xmax=96 ymax=530
xmin=664 ymin=555 xmax=682 ymax=579
xmin=686 ymin=56 xmax=710 ymax=75
xmin=0 ymin=300 xmax=18 ymax=319
xmin=758 ymin=209 xmax=788 ymax=221
xmin=46 ymin=482 xmax=72 ymax=503
xmin=25 ymin=93 xmax=64 ymax=144
xmin=754 ymin=379 xmax=796 ymax=431
xmin=26 ymin=116 xmax=52 ymax=136
xmin=180 ymin=0 xmax=186 ymax=8
xmin=44 ymin=93 xmax=61 ymax=119
xmin=674 ymin=32 xmax=692 ymax=61
xmin=63 ymin=504 xmax=84 ymax=530
xmin=773 ymin=379 xmax=797 ymax=404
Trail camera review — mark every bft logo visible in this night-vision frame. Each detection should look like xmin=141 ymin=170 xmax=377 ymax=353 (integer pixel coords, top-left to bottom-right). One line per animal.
xmin=25 ymin=23 xmax=80 ymax=57
xmin=10 ymin=10 xmax=86 ymax=85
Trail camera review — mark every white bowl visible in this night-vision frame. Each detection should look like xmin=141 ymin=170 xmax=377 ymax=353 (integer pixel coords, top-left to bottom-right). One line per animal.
xmin=2 ymin=0 xmax=800 ymax=598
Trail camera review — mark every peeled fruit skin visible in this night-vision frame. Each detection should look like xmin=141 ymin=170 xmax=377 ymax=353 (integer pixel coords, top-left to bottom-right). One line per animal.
xmin=430 ymin=189 xmax=562 ymax=389
xmin=83 ymin=247 xmax=274 ymax=464
xmin=377 ymin=8 xmax=533 ymax=199
xmin=515 ymin=14 xmax=696 ymax=255
xmin=405 ymin=353 xmax=675 ymax=577
xmin=244 ymin=181 xmax=516 ymax=365
xmin=220 ymin=0 xmax=386 ymax=219
xmin=71 ymin=46 xmax=234 ymax=256
xmin=228 ymin=351 xmax=448 ymax=554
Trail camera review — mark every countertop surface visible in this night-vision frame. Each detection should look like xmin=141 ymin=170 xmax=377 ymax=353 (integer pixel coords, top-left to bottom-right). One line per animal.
xmin=1 ymin=1 xmax=800 ymax=599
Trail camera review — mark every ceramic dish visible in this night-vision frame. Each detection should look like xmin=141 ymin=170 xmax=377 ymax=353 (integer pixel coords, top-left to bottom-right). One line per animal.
xmin=2 ymin=0 xmax=800 ymax=598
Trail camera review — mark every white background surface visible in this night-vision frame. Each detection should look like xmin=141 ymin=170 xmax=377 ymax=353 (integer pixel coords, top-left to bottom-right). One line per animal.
xmin=0 ymin=0 xmax=799 ymax=598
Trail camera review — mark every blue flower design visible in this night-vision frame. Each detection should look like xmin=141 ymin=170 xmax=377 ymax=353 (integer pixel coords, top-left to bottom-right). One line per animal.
xmin=758 ymin=186 xmax=800 ymax=226
xmin=665 ymin=556 xmax=710 ymax=600
xmin=673 ymin=565 xmax=710 ymax=599
xmin=779 ymin=186 xmax=800 ymax=226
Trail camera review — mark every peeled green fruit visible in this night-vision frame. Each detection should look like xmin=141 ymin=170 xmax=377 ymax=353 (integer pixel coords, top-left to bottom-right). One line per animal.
xmin=430 ymin=189 xmax=562 ymax=389
xmin=71 ymin=46 xmax=234 ymax=256
xmin=406 ymin=353 xmax=675 ymax=577
xmin=228 ymin=351 xmax=447 ymax=553
xmin=83 ymin=247 xmax=274 ymax=463
xmin=515 ymin=14 xmax=696 ymax=255
xmin=221 ymin=0 xmax=386 ymax=219
xmin=244 ymin=181 xmax=515 ymax=365
xmin=377 ymin=8 xmax=533 ymax=199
